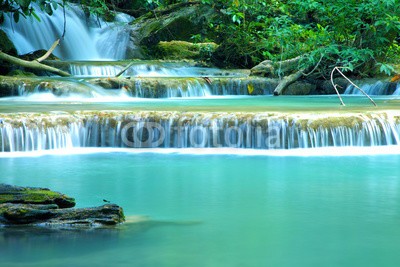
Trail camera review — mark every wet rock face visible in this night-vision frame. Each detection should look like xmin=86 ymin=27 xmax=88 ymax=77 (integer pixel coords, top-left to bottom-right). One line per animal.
xmin=284 ymin=81 xmax=316 ymax=95
xmin=0 ymin=184 xmax=125 ymax=227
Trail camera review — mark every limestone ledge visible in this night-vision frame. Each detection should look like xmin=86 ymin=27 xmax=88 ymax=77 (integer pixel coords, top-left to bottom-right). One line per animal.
xmin=1 ymin=110 xmax=400 ymax=130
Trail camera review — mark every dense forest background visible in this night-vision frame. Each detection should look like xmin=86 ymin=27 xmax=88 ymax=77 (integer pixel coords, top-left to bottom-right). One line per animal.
xmin=1 ymin=0 xmax=400 ymax=78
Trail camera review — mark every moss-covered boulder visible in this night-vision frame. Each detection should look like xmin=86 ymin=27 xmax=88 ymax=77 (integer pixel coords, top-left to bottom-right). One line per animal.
xmin=127 ymin=3 xmax=215 ymax=59
xmin=284 ymin=81 xmax=316 ymax=95
xmin=0 ymin=184 xmax=75 ymax=208
xmin=153 ymin=41 xmax=218 ymax=60
xmin=0 ymin=184 xmax=125 ymax=227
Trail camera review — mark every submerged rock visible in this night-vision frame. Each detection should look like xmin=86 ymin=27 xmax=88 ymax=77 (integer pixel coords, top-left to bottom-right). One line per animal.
xmin=0 ymin=184 xmax=125 ymax=227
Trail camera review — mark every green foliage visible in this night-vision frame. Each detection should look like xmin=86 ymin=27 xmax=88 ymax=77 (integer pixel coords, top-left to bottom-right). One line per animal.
xmin=80 ymin=0 xmax=114 ymax=21
xmin=0 ymin=0 xmax=113 ymax=24
xmin=203 ymin=0 xmax=400 ymax=75
xmin=0 ymin=0 xmax=62 ymax=24
xmin=2 ymin=0 xmax=399 ymax=75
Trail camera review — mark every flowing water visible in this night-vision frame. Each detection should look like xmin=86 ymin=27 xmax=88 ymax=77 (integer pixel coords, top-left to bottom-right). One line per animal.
xmin=344 ymin=79 xmax=400 ymax=95
xmin=1 ymin=148 xmax=400 ymax=267
xmin=2 ymin=5 xmax=400 ymax=267
xmin=2 ymin=4 xmax=132 ymax=60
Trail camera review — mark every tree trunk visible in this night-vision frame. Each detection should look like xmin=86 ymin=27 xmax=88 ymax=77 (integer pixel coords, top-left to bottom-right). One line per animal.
xmin=0 ymin=51 xmax=70 ymax=77
xmin=273 ymin=68 xmax=307 ymax=96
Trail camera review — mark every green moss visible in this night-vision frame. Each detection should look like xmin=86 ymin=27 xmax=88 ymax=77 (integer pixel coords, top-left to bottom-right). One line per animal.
xmin=153 ymin=41 xmax=218 ymax=60
xmin=0 ymin=189 xmax=58 ymax=204
xmin=0 ymin=194 xmax=14 ymax=203
xmin=0 ymin=187 xmax=75 ymax=208
xmin=7 ymin=70 xmax=37 ymax=77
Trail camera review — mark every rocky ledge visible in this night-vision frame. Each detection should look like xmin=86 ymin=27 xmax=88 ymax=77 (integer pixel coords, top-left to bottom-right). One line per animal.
xmin=0 ymin=184 xmax=125 ymax=227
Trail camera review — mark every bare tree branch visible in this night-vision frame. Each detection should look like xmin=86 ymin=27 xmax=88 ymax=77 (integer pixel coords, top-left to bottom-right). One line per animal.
xmin=36 ymin=39 xmax=60 ymax=62
xmin=332 ymin=67 xmax=377 ymax=106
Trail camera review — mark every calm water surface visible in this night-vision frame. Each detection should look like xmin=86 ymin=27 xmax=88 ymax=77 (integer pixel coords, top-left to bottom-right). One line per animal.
xmin=1 ymin=95 xmax=400 ymax=113
xmin=1 ymin=149 xmax=400 ymax=267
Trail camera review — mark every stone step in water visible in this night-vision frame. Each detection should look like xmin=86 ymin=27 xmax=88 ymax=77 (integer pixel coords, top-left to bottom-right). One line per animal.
xmin=1 ymin=111 xmax=399 ymax=152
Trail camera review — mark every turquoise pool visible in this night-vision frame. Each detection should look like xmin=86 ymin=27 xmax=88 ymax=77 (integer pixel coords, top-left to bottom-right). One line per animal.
xmin=1 ymin=148 xmax=400 ymax=267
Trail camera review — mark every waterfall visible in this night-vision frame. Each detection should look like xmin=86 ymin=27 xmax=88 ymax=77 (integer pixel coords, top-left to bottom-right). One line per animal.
xmin=1 ymin=111 xmax=399 ymax=152
xmin=15 ymin=78 xmax=127 ymax=98
xmin=104 ymin=77 xmax=275 ymax=97
xmin=344 ymin=80 xmax=398 ymax=95
xmin=2 ymin=4 xmax=133 ymax=60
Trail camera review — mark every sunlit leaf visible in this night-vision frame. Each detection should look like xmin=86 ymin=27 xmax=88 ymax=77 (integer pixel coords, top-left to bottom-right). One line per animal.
xmin=247 ymin=83 xmax=254 ymax=94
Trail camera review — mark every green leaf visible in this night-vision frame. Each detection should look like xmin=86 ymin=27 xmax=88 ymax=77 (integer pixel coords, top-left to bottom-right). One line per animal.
xmin=31 ymin=10 xmax=41 ymax=22
xmin=247 ymin=83 xmax=254 ymax=94
xmin=15 ymin=0 xmax=30 ymax=9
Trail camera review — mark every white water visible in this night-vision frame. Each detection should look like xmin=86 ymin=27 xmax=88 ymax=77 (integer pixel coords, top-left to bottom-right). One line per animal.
xmin=10 ymin=76 xmax=274 ymax=99
xmin=1 ymin=111 xmax=399 ymax=152
xmin=2 ymin=145 xmax=400 ymax=158
xmin=68 ymin=63 xmax=250 ymax=77
xmin=2 ymin=4 xmax=132 ymax=60
xmin=344 ymin=80 xmax=398 ymax=95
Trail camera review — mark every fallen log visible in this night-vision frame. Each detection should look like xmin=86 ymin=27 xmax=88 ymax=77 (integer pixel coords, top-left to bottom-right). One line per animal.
xmin=0 ymin=51 xmax=70 ymax=77
xmin=273 ymin=68 xmax=307 ymax=96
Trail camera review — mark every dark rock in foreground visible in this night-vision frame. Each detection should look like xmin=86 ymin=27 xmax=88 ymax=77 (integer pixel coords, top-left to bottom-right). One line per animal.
xmin=0 ymin=184 xmax=125 ymax=227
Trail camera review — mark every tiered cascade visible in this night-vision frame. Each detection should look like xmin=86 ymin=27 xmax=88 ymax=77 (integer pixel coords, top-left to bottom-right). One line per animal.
xmin=1 ymin=111 xmax=399 ymax=152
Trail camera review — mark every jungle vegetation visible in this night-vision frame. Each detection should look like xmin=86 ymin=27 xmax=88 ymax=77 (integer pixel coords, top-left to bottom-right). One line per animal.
xmin=1 ymin=0 xmax=400 ymax=77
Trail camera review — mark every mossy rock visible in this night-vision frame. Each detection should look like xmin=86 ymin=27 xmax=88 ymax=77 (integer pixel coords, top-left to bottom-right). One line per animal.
xmin=0 ymin=184 xmax=76 ymax=208
xmin=0 ymin=30 xmax=17 ymax=56
xmin=7 ymin=70 xmax=37 ymax=77
xmin=153 ymin=41 xmax=218 ymax=60
xmin=284 ymin=81 xmax=316 ymax=95
xmin=127 ymin=4 xmax=216 ymax=59
xmin=0 ymin=203 xmax=125 ymax=226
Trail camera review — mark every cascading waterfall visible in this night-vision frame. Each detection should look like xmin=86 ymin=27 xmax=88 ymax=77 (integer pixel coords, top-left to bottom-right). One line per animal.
xmin=127 ymin=78 xmax=274 ymax=97
xmin=67 ymin=62 xmax=250 ymax=77
xmin=2 ymin=4 xmax=132 ymax=60
xmin=10 ymin=77 xmax=274 ymax=98
xmin=95 ymin=77 xmax=275 ymax=97
xmin=15 ymin=78 xmax=127 ymax=98
xmin=344 ymin=80 xmax=399 ymax=95
xmin=1 ymin=111 xmax=399 ymax=152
